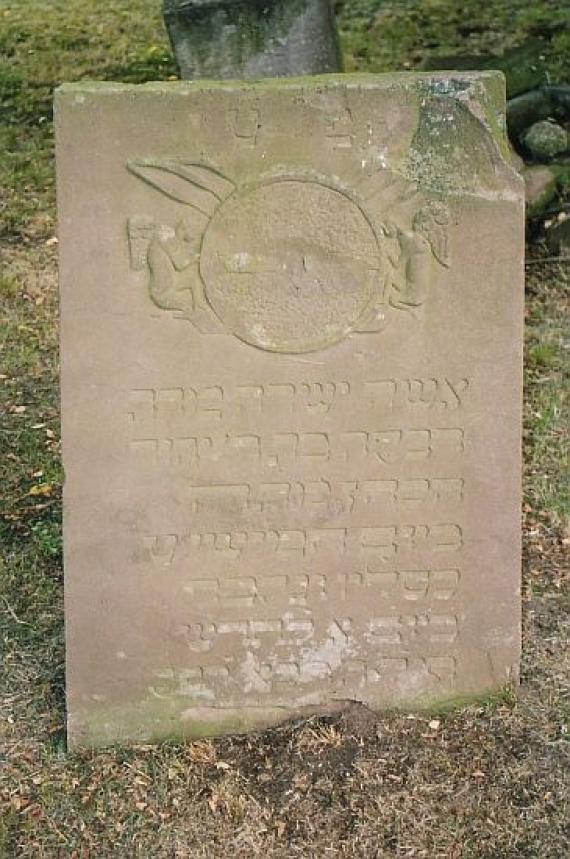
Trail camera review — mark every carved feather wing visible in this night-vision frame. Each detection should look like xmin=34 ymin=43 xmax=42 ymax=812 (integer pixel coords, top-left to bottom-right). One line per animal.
xmin=127 ymin=160 xmax=235 ymax=217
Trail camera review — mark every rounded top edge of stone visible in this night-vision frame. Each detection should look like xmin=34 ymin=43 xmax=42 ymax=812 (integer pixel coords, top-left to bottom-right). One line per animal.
xmin=55 ymin=70 xmax=505 ymax=99
xmin=162 ymin=0 xmax=331 ymax=7
xmin=162 ymin=0 xmax=234 ymax=8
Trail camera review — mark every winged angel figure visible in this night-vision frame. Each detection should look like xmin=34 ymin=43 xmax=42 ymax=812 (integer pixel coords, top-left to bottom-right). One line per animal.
xmin=127 ymin=160 xmax=450 ymax=353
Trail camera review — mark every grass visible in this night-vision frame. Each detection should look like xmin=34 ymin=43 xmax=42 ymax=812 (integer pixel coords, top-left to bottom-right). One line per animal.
xmin=1 ymin=1 xmax=569 ymax=856
xmin=337 ymin=0 xmax=570 ymax=89
xmin=0 ymin=0 xmax=175 ymax=243
xmin=525 ymin=256 xmax=570 ymax=523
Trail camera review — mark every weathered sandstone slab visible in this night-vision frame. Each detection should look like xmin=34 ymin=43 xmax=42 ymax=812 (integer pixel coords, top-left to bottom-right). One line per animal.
xmin=56 ymin=74 xmax=524 ymax=747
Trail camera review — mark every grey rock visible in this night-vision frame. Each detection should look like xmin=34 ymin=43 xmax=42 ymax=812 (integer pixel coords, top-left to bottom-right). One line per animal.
xmin=545 ymin=217 xmax=570 ymax=255
xmin=163 ymin=0 xmax=342 ymax=80
xmin=522 ymin=165 xmax=557 ymax=218
xmin=507 ymin=85 xmax=570 ymax=139
xmin=523 ymin=120 xmax=568 ymax=160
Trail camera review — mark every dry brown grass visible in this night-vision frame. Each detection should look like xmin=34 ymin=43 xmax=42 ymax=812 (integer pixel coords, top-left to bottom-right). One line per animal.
xmin=1 ymin=2 xmax=569 ymax=857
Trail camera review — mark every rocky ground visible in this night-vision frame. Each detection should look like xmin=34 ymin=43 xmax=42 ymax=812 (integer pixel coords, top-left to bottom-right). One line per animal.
xmin=1 ymin=1 xmax=569 ymax=856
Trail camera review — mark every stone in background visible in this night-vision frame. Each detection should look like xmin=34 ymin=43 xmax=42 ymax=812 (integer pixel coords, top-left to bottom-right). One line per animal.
xmin=163 ymin=0 xmax=342 ymax=79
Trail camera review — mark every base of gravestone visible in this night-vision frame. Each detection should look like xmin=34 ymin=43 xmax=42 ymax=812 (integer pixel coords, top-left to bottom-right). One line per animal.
xmin=163 ymin=0 xmax=342 ymax=80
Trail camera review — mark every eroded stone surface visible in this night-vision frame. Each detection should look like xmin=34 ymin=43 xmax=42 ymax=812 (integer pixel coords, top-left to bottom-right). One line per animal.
xmin=56 ymin=74 xmax=524 ymax=748
xmin=163 ymin=0 xmax=342 ymax=80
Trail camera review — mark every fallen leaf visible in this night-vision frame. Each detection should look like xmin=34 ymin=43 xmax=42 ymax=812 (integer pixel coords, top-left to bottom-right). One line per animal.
xmin=28 ymin=483 xmax=53 ymax=497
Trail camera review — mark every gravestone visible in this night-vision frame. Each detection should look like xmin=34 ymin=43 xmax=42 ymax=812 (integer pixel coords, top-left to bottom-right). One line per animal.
xmin=56 ymin=74 xmax=524 ymax=747
xmin=163 ymin=0 xmax=342 ymax=79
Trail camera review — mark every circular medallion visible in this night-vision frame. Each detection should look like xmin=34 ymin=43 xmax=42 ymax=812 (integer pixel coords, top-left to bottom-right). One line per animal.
xmin=200 ymin=179 xmax=381 ymax=353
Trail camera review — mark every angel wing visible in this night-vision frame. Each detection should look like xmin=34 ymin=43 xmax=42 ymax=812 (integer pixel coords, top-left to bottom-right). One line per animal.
xmin=127 ymin=160 xmax=236 ymax=217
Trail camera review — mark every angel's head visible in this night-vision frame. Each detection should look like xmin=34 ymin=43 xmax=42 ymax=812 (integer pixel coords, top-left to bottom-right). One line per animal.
xmin=413 ymin=201 xmax=450 ymax=233
xmin=412 ymin=201 xmax=451 ymax=267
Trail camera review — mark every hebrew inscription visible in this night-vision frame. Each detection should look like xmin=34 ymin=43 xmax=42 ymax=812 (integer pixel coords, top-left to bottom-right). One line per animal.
xmin=126 ymin=377 xmax=470 ymax=426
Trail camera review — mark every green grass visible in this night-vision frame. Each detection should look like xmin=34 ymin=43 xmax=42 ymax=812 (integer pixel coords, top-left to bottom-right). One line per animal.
xmin=524 ymin=258 xmax=570 ymax=521
xmin=337 ymin=0 xmax=570 ymax=87
xmin=0 ymin=0 xmax=175 ymax=242
xmin=1 ymin=1 xmax=569 ymax=856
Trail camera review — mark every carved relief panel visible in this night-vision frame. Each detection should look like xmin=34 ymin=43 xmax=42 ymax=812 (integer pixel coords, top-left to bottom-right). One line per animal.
xmin=127 ymin=162 xmax=450 ymax=352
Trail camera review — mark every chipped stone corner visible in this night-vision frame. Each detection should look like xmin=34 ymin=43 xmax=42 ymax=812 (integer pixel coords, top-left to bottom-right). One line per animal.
xmin=404 ymin=72 xmax=524 ymax=198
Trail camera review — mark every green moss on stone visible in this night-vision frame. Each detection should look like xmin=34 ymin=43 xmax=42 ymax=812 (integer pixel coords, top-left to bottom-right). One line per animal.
xmin=403 ymin=72 xmax=517 ymax=195
xmin=68 ymin=688 xmax=295 ymax=749
xmin=55 ymin=70 xmax=507 ymax=95
xmin=378 ymin=684 xmax=518 ymax=717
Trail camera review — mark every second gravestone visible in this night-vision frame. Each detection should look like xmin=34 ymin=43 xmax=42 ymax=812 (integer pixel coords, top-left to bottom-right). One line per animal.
xmin=163 ymin=0 xmax=342 ymax=79
xmin=56 ymin=74 xmax=524 ymax=747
